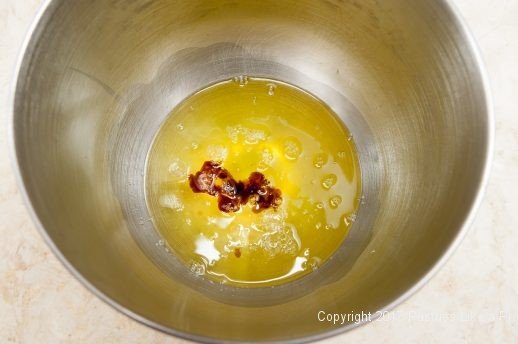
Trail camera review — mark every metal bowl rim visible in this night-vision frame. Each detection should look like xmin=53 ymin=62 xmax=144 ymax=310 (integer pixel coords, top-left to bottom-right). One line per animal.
xmin=7 ymin=0 xmax=494 ymax=342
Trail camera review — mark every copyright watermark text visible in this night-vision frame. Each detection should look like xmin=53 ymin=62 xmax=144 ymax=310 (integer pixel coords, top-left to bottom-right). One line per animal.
xmin=317 ymin=310 xmax=518 ymax=325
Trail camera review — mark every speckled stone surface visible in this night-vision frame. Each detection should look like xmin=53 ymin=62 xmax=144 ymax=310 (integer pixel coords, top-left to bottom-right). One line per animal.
xmin=1 ymin=0 xmax=517 ymax=342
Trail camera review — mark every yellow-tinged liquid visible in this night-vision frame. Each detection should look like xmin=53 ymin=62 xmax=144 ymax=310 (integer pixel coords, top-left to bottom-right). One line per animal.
xmin=146 ymin=77 xmax=361 ymax=287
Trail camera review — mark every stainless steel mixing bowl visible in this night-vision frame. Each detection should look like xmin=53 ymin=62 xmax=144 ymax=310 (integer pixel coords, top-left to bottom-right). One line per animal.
xmin=10 ymin=0 xmax=492 ymax=342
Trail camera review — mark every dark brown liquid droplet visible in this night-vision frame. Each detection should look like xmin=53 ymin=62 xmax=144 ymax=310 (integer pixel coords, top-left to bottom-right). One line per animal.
xmin=189 ymin=161 xmax=282 ymax=213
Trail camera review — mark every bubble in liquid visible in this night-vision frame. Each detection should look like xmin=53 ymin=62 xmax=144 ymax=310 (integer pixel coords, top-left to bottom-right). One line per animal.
xmin=304 ymin=248 xmax=310 ymax=257
xmin=283 ymin=137 xmax=302 ymax=160
xmin=315 ymin=202 xmax=324 ymax=210
xmin=344 ymin=213 xmax=357 ymax=226
xmin=168 ymin=158 xmax=189 ymax=179
xmin=267 ymin=83 xmax=277 ymax=96
xmin=315 ymin=222 xmax=323 ymax=230
xmin=191 ymin=141 xmax=199 ymax=150
xmin=329 ymin=195 xmax=342 ymax=209
xmin=233 ymin=75 xmax=249 ymax=87
xmin=255 ymin=222 xmax=300 ymax=258
xmin=321 ymin=174 xmax=337 ymax=190
xmin=190 ymin=261 xmax=206 ymax=276
xmin=186 ymin=218 xmax=192 ymax=226
xmin=245 ymin=129 xmax=267 ymax=145
xmin=347 ymin=134 xmax=353 ymax=141
xmin=337 ymin=151 xmax=347 ymax=159
xmin=159 ymin=194 xmax=184 ymax=212
xmin=313 ymin=153 xmax=328 ymax=168
xmin=324 ymin=224 xmax=335 ymax=230
xmin=227 ymin=127 xmax=239 ymax=143
xmin=176 ymin=123 xmax=184 ymax=131
xmin=258 ymin=148 xmax=274 ymax=171
xmin=262 ymin=148 xmax=274 ymax=162
xmin=308 ymin=257 xmax=322 ymax=270
xmin=207 ymin=145 xmax=228 ymax=161
xmin=227 ymin=125 xmax=267 ymax=145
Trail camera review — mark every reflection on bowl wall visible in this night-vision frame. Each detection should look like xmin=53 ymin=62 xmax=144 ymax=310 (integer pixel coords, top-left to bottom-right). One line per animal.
xmin=11 ymin=0 xmax=492 ymax=342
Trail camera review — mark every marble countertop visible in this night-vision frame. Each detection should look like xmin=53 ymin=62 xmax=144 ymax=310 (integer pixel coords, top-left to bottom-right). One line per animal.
xmin=1 ymin=0 xmax=517 ymax=342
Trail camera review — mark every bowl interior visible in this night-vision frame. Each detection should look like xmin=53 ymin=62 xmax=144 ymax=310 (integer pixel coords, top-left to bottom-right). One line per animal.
xmin=13 ymin=0 xmax=490 ymax=342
